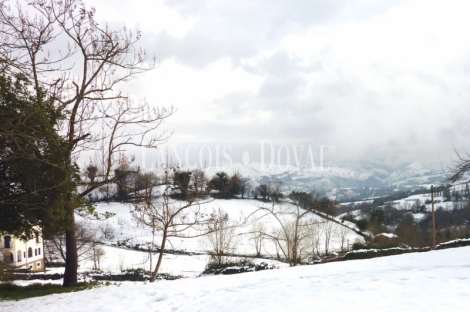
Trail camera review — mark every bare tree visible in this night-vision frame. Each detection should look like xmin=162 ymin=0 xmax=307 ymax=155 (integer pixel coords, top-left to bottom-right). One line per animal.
xmin=0 ymin=0 xmax=174 ymax=286
xmin=117 ymin=217 xmax=127 ymax=232
xmin=274 ymin=217 xmax=311 ymax=265
xmin=308 ymin=221 xmax=322 ymax=260
xmin=240 ymin=177 xmax=252 ymax=199
xmin=135 ymin=171 xmax=159 ymax=192
xmin=98 ymin=222 xmax=115 ymax=240
xmin=270 ymin=179 xmax=283 ymax=201
xmin=200 ymin=208 xmax=239 ymax=268
xmin=249 ymin=222 xmax=266 ymax=257
xmin=91 ymin=244 xmax=105 ymax=270
xmin=445 ymin=149 xmax=470 ymax=183
xmin=117 ymin=255 xmax=125 ymax=273
xmin=132 ymin=166 xmax=215 ymax=282
xmin=335 ymin=224 xmax=350 ymax=252
xmin=321 ymin=220 xmax=337 ymax=255
xmin=192 ymin=169 xmax=206 ymax=196
xmin=249 ymin=201 xmax=314 ymax=266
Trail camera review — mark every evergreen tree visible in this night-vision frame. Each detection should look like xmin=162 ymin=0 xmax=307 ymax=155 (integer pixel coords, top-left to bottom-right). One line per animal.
xmin=208 ymin=172 xmax=231 ymax=198
xmin=443 ymin=186 xmax=451 ymax=202
xmin=228 ymin=172 xmax=242 ymax=196
xmin=0 ymin=74 xmax=74 ymax=238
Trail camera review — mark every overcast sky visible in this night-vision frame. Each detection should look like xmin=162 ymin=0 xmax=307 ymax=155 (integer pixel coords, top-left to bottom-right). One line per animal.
xmin=90 ymin=0 xmax=470 ymax=168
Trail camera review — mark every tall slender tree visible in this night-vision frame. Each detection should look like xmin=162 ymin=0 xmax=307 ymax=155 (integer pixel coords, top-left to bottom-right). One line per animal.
xmin=0 ymin=0 xmax=174 ymax=286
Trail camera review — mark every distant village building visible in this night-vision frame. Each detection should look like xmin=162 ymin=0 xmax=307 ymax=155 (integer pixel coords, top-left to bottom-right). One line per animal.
xmin=0 ymin=230 xmax=45 ymax=272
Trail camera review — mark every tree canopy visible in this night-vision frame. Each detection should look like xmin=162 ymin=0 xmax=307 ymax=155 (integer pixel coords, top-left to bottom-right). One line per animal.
xmin=0 ymin=74 xmax=74 ymax=238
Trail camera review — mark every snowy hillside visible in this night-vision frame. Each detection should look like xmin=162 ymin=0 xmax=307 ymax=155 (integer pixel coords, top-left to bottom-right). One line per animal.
xmin=2 ymin=247 xmax=469 ymax=311
xmin=202 ymin=159 xmax=449 ymax=190
xmin=74 ymin=199 xmax=362 ymax=274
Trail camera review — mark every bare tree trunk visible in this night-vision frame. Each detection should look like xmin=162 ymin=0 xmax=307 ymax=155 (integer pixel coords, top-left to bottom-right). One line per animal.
xmin=151 ymin=230 xmax=168 ymax=282
xmin=149 ymin=228 xmax=155 ymax=274
xmin=63 ymin=206 xmax=78 ymax=287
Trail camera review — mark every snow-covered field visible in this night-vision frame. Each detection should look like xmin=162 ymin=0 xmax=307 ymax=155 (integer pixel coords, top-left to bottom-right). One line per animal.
xmin=2 ymin=246 xmax=469 ymax=311
xmin=72 ymin=199 xmax=362 ymax=275
xmin=78 ymin=246 xmax=286 ymax=278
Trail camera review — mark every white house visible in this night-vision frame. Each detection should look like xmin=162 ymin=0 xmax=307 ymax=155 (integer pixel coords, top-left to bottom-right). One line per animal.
xmin=0 ymin=230 xmax=45 ymax=272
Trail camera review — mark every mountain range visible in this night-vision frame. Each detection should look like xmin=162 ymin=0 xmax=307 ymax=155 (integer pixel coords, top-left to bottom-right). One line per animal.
xmin=203 ymin=159 xmax=452 ymax=189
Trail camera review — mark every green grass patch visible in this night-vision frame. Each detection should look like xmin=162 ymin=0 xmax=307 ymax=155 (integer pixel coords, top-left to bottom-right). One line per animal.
xmin=0 ymin=281 xmax=101 ymax=301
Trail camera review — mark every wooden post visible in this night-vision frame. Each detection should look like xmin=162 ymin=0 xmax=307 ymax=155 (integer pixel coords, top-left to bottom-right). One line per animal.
xmin=431 ymin=185 xmax=436 ymax=249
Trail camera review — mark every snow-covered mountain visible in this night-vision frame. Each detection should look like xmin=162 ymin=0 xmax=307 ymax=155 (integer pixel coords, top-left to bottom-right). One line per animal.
xmin=204 ymin=159 xmax=449 ymax=189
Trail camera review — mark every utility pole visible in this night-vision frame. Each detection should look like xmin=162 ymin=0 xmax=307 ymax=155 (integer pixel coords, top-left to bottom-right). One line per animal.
xmin=431 ymin=185 xmax=436 ymax=249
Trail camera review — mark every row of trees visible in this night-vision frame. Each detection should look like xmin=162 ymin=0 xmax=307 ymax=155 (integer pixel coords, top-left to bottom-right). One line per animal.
xmin=81 ymin=168 xmax=254 ymax=203
xmin=344 ymin=198 xmax=470 ymax=248
xmin=198 ymin=191 xmax=349 ymax=268
xmin=85 ymin=167 xmax=287 ymax=202
xmin=394 ymin=205 xmax=470 ymax=247
xmin=84 ymin=158 xmax=159 ymax=203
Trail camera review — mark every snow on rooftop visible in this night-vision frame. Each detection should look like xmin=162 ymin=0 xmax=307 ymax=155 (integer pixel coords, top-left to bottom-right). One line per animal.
xmin=375 ymin=233 xmax=398 ymax=239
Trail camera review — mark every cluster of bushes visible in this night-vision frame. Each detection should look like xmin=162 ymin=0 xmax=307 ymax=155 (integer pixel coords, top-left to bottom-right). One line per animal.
xmin=89 ymin=268 xmax=184 ymax=282
xmin=436 ymin=237 xmax=470 ymax=249
xmin=342 ymin=247 xmax=413 ymax=261
xmin=201 ymin=259 xmax=275 ymax=276
xmin=4 ymin=273 xmax=64 ymax=281
xmin=45 ymin=262 xmax=66 ymax=268
xmin=115 ymin=239 xmax=196 ymax=256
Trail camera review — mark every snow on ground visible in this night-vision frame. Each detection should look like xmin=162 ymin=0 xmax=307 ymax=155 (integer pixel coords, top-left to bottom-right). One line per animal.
xmin=340 ymin=200 xmax=374 ymax=206
xmin=80 ymin=245 xmax=207 ymax=276
xmin=75 ymin=199 xmax=363 ymax=273
xmin=412 ymin=213 xmax=426 ymax=221
xmin=79 ymin=246 xmax=286 ymax=277
xmin=343 ymin=193 xmax=464 ymax=212
xmin=2 ymin=247 xmax=470 ymax=311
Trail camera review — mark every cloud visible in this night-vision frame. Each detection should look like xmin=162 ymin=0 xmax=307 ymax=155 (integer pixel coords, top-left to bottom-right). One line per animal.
xmin=90 ymin=0 xmax=470 ymax=166
xmin=143 ymin=30 xmax=258 ymax=69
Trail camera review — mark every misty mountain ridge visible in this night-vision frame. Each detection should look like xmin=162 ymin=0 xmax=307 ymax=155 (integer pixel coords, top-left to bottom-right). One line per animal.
xmin=203 ymin=158 xmax=450 ymax=189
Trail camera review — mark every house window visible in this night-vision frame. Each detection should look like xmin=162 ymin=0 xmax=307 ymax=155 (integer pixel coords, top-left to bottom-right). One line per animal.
xmin=38 ymin=248 xmax=41 ymax=255
xmin=35 ymin=233 xmax=40 ymax=243
xmin=28 ymin=247 xmax=33 ymax=258
xmin=17 ymin=250 xmax=22 ymax=262
xmin=34 ymin=249 xmax=37 ymax=256
xmin=4 ymin=236 xmax=11 ymax=248
xmin=37 ymin=262 xmax=41 ymax=267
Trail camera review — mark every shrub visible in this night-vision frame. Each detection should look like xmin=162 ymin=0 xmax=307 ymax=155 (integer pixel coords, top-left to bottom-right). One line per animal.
xmin=351 ymin=242 xmax=374 ymax=250
xmin=89 ymin=268 xmax=184 ymax=281
xmin=342 ymin=248 xmax=410 ymax=261
xmin=201 ymin=259 xmax=275 ymax=275
xmin=0 ymin=262 xmax=12 ymax=282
